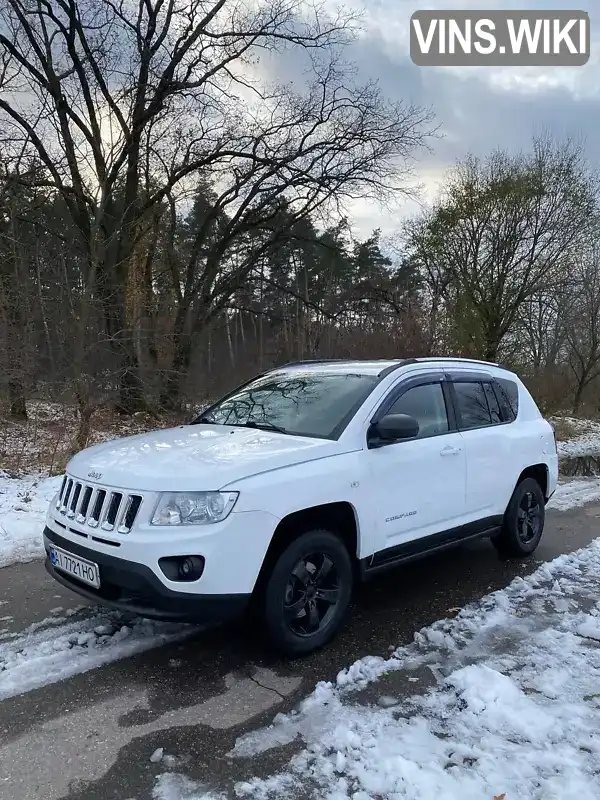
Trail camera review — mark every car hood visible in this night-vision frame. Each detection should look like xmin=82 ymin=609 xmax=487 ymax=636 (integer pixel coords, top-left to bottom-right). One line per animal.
xmin=66 ymin=424 xmax=346 ymax=491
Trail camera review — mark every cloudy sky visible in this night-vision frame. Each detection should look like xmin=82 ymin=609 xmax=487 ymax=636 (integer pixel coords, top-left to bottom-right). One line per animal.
xmin=316 ymin=0 xmax=599 ymax=237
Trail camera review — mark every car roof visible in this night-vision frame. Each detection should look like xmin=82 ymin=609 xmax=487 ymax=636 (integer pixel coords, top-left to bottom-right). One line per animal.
xmin=269 ymin=357 xmax=507 ymax=378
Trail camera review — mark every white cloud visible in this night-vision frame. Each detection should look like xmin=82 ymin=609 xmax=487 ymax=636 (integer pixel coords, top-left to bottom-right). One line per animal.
xmin=328 ymin=0 xmax=600 ymax=236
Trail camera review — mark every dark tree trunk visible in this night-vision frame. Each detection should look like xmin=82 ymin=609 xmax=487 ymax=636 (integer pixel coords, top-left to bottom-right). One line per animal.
xmin=160 ymin=304 xmax=192 ymax=411
xmin=8 ymin=377 xmax=27 ymax=420
xmin=160 ymin=337 xmax=192 ymax=411
xmin=115 ymin=344 xmax=147 ymax=415
xmin=72 ymin=387 xmax=93 ymax=453
xmin=572 ymin=379 xmax=586 ymax=415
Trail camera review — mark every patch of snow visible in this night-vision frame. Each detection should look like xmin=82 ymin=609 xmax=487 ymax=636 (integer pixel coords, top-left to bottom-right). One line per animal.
xmin=0 ymin=472 xmax=62 ymax=567
xmin=223 ymin=538 xmax=600 ymax=799
xmin=151 ymin=747 xmax=165 ymax=763
xmin=0 ymin=611 xmax=191 ymax=701
xmin=376 ymin=695 xmax=397 ymax=708
xmin=547 ymin=477 xmax=600 ymax=510
xmin=552 ymin=416 xmax=600 ymax=457
xmin=153 ymin=774 xmax=224 ymax=800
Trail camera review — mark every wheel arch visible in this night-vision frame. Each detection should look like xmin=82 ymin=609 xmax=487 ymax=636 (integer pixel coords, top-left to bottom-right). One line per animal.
xmin=253 ymin=501 xmax=360 ymax=597
xmin=515 ymin=463 xmax=549 ymax=501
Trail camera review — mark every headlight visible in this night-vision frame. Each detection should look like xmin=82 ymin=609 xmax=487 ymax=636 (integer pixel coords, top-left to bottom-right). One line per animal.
xmin=151 ymin=491 xmax=239 ymax=526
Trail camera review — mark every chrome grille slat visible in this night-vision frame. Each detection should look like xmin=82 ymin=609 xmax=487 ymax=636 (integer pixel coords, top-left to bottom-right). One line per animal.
xmin=101 ymin=492 xmax=123 ymax=531
xmin=88 ymin=489 xmax=107 ymax=528
xmin=55 ymin=477 xmax=142 ymax=534
xmin=76 ymin=485 xmax=93 ymax=524
xmin=67 ymin=482 xmax=81 ymax=518
xmin=122 ymin=495 xmax=142 ymax=533
xmin=60 ymin=479 xmax=73 ymax=514
xmin=56 ymin=476 xmax=67 ymax=509
xmin=117 ymin=496 xmax=134 ymax=534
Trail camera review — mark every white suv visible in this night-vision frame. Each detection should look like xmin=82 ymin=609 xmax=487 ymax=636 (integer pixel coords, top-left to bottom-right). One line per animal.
xmin=44 ymin=358 xmax=558 ymax=656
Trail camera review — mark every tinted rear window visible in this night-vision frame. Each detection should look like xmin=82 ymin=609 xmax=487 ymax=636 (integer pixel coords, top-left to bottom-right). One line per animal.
xmin=495 ymin=378 xmax=519 ymax=421
xmin=453 ymin=381 xmax=492 ymax=429
xmin=483 ymin=382 xmax=502 ymax=424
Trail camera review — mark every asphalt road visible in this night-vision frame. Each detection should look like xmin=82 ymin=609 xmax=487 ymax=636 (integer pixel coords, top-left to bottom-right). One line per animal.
xmin=0 ymin=500 xmax=599 ymax=800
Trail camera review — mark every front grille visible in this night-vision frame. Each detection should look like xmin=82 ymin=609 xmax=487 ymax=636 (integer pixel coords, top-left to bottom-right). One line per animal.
xmin=55 ymin=478 xmax=142 ymax=534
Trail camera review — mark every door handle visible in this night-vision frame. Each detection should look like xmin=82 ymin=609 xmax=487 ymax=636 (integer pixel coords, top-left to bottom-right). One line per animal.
xmin=440 ymin=446 xmax=461 ymax=456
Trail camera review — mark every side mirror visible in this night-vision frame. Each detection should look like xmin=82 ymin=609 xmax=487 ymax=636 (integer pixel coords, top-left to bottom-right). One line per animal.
xmin=369 ymin=413 xmax=419 ymax=446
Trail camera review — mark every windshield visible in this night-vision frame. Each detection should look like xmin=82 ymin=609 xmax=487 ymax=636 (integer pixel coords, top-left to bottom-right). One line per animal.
xmin=194 ymin=371 xmax=379 ymax=439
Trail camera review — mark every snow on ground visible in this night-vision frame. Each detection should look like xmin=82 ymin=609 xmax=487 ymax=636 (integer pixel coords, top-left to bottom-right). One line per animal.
xmin=184 ymin=537 xmax=600 ymax=800
xmin=548 ymin=477 xmax=600 ymax=511
xmin=0 ymin=610 xmax=190 ymax=701
xmin=553 ymin=416 xmax=600 ymax=458
xmin=0 ymin=472 xmax=62 ymax=568
xmin=153 ymin=774 xmax=225 ymax=800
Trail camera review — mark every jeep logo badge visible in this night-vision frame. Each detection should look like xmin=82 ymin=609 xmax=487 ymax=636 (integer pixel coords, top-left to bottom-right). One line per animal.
xmin=87 ymin=471 xmax=102 ymax=480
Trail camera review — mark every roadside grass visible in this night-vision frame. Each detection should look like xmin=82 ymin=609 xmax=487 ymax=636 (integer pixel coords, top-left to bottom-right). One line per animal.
xmin=550 ymin=416 xmax=579 ymax=443
xmin=0 ymin=401 xmax=188 ymax=476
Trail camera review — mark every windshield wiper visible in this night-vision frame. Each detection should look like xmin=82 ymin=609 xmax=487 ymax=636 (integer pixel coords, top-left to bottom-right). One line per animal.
xmin=237 ymin=420 xmax=289 ymax=434
xmin=192 ymin=418 xmax=289 ymax=434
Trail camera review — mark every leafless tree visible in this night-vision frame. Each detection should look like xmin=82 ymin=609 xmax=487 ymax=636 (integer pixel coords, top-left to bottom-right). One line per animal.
xmin=0 ymin=0 xmax=434 ymax=413
xmin=517 ymin=285 xmax=570 ymax=372
xmin=565 ymin=229 xmax=600 ymax=413
xmin=405 ymin=137 xmax=597 ymax=361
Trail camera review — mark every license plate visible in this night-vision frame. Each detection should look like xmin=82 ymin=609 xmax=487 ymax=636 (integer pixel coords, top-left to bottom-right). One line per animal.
xmin=49 ymin=545 xmax=101 ymax=589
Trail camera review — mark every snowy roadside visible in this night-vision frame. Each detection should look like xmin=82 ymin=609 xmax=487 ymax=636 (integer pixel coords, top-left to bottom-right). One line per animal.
xmin=547 ymin=476 xmax=600 ymax=510
xmin=0 ymin=609 xmax=190 ymax=701
xmin=162 ymin=535 xmax=600 ymax=800
xmin=553 ymin=416 xmax=600 ymax=458
xmin=0 ymin=472 xmax=62 ymax=568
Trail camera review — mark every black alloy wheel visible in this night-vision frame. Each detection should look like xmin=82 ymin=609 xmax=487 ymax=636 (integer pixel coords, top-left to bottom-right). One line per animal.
xmin=492 ymin=476 xmax=546 ymax=558
xmin=261 ymin=529 xmax=353 ymax=656
xmin=517 ymin=491 xmax=542 ymax=544
xmin=283 ymin=552 xmax=341 ymax=637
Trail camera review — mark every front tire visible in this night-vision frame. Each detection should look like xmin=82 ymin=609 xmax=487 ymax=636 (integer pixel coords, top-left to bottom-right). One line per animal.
xmin=260 ymin=529 xmax=353 ymax=657
xmin=493 ymin=477 xmax=545 ymax=558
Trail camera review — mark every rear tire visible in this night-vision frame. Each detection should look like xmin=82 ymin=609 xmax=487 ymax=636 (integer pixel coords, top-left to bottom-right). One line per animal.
xmin=492 ymin=477 xmax=545 ymax=558
xmin=260 ymin=529 xmax=353 ymax=657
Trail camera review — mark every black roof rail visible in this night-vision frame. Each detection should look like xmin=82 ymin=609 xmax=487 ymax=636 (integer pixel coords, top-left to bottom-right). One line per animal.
xmin=275 ymin=359 xmax=348 ymax=369
xmin=412 ymin=356 xmax=501 ymax=367
xmin=267 ymin=356 xmax=510 ymax=379
xmin=377 ymin=359 xmax=417 ymax=377
xmin=378 ymin=356 xmax=510 ymax=378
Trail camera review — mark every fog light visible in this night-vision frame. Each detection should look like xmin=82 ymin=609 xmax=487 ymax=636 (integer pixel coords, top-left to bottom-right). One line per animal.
xmin=158 ymin=555 xmax=205 ymax=582
xmin=179 ymin=556 xmax=203 ymax=579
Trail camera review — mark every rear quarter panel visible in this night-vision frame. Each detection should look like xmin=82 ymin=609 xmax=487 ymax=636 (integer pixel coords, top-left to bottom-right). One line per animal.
xmin=506 ymin=375 xmax=558 ymax=502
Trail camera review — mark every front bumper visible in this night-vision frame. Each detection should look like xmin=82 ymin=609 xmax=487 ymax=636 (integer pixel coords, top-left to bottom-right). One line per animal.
xmin=43 ymin=527 xmax=250 ymax=623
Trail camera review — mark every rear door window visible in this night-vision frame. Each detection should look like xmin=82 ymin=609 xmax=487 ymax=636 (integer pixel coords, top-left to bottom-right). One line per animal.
xmin=453 ymin=381 xmax=492 ymax=430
